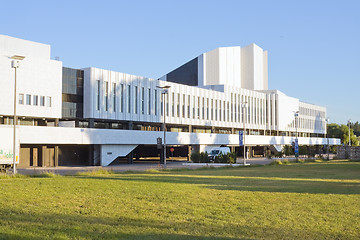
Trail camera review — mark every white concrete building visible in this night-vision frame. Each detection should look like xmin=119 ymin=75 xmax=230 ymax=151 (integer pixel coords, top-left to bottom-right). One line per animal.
xmin=0 ymin=35 xmax=340 ymax=167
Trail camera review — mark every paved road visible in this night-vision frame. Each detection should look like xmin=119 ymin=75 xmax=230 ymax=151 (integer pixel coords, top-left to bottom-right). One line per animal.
xmin=16 ymin=157 xmax=276 ymax=176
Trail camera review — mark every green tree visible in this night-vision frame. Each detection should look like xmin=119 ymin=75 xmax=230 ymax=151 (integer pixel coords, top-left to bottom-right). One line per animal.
xmin=327 ymin=123 xmax=359 ymax=146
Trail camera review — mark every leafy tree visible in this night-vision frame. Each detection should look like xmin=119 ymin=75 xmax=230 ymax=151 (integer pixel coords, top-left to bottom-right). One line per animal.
xmin=350 ymin=121 xmax=360 ymax=137
xmin=327 ymin=123 xmax=359 ymax=146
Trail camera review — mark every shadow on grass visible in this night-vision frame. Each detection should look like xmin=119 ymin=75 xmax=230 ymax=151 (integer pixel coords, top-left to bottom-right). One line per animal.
xmin=0 ymin=208 xmax=350 ymax=240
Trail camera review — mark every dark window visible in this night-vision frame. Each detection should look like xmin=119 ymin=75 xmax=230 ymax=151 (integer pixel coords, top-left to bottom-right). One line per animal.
xmin=61 ymin=67 xmax=84 ymax=118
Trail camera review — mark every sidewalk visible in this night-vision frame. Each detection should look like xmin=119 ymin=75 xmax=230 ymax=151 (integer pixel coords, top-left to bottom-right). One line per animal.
xmin=16 ymin=157 xmax=276 ymax=176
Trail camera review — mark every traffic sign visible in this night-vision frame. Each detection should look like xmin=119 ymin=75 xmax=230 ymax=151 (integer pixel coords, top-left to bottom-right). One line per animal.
xmin=239 ymin=131 xmax=244 ymax=146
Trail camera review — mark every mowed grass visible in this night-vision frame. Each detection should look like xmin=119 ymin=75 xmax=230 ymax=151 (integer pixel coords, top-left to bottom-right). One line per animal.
xmin=0 ymin=161 xmax=359 ymax=239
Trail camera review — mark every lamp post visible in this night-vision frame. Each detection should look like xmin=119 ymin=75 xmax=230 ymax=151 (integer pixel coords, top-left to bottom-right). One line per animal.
xmin=241 ymin=102 xmax=248 ymax=165
xmin=157 ymin=85 xmax=171 ymax=167
xmin=11 ymin=55 xmax=25 ymax=175
xmin=348 ymin=119 xmax=351 ymax=147
xmin=294 ymin=111 xmax=299 ymax=161
xmin=326 ymin=117 xmax=330 ymax=160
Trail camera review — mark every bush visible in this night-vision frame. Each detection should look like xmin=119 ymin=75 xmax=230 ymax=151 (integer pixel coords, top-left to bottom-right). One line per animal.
xmin=296 ymin=159 xmax=305 ymax=163
xmin=191 ymin=152 xmax=201 ymax=163
xmin=275 ymin=151 xmax=283 ymax=158
xmin=283 ymin=145 xmax=293 ymax=156
xmin=228 ymin=152 xmax=237 ymax=164
xmin=282 ymin=159 xmax=290 ymax=165
xmin=200 ymin=152 xmax=209 ymax=163
xmin=270 ymin=159 xmax=283 ymax=165
xmin=266 ymin=150 xmax=272 ymax=159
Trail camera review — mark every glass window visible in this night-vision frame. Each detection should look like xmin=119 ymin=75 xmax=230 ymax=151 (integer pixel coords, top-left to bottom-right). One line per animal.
xmin=46 ymin=96 xmax=51 ymax=107
xmin=148 ymin=88 xmax=151 ymax=115
xmin=154 ymin=89 xmax=157 ymax=115
xmin=33 ymin=95 xmax=38 ymax=106
xmin=96 ymin=80 xmax=100 ymax=111
xmin=113 ymin=83 xmax=116 ymax=112
xmin=127 ymin=85 xmax=131 ymax=113
xmin=120 ymin=84 xmax=124 ymax=112
xmin=40 ymin=96 xmax=45 ymax=106
xmin=104 ymin=82 xmax=108 ymax=112
xmin=187 ymin=95 xmax=190 ymax=118
xmin=141 ymin=87 xmax=145 ymax=114
xmin=134 ymin=86 xmax=138 ymax=114
xmin=26 ymin=94 xmax=31 ymax=105
xmin=192 ymin=96 xmax=195 ymax=119
xmin=19 ymin=94 xmax=24 ymax=105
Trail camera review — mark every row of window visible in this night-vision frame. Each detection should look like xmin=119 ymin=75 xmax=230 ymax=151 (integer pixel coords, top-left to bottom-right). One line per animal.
xmin=94 ymin=80 xmax=279 ymax=126
xmin=93 ymin=81 xmax=325 ymax=131
xmin=290 ymin=117 xmax=325 ymax=130
xmin=299 ymin=107 xmax=325 ymax=118
xmin=19 ymin=94 xmax=52 ymax=107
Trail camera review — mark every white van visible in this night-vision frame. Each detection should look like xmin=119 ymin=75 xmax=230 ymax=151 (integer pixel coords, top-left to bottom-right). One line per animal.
xmin=208 ymin=147 xmax=231 ymax=161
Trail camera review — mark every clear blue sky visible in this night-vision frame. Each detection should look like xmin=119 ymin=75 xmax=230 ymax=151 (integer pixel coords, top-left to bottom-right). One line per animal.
xmin=1 ymin=0 xmax=359 ymax=124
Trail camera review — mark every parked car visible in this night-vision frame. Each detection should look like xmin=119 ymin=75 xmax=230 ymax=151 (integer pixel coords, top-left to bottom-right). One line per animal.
xmin=208 ymin=147 xmax=231 ymax=161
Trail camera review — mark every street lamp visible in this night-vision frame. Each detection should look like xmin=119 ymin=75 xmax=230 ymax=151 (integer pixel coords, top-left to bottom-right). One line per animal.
xmin=325 ymin=117 xmax=330 ymax=160
xmin=294 ymin=111 xmax=299 ymax=161
xmin=11 ymin=55 xmax=26 ymax=174
xmin=157 ymin=85 xmax=171 ymax=167
xmin=348 ymin=119 xmax=351 ymax=146
xmin=241 ymin=102 xmax=248 ymax=165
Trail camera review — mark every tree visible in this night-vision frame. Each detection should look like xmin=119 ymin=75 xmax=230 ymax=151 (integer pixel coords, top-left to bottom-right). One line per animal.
xmin=350 ymin=121 xmax=360 ymax=137
xmin=327 ymin=123 xmax=359 ymax=146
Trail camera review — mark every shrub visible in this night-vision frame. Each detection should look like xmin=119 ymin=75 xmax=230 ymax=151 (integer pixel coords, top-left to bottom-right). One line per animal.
xmin=266 ymin=150 xmax=272 ymax=159
xmin=200 ymin=152 xmax=209 ymax=163
xmin=191 ymin=152 xmax=201 ymax=163
xmin=282 ymin=159 xmax=290 ymax=165
xmin=296 ymin=159 xmax=305 ymax=163
xmin=228 ymin=152 xmax=237 ymax=164
xmin=275 ymin=151 xmax=283 ymax=158
xmin=270 ymin=159 xmax=283 ymax=165
xmin=283 ymin=145 xmax=293 ymax=156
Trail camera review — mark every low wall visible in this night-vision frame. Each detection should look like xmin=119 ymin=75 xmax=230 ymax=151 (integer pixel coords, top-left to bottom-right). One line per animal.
xmin=337 ymin=146 xmax=360 ymax=160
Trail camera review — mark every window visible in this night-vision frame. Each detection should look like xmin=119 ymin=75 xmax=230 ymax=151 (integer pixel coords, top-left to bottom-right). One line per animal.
xmin=96 ymin=80 xmax=100 ymax=111
xmin=192 ymin=96 xmax=195 ymax=118
xmin=19 ymin=94 xmax=24 ymax=104
xmin=206 ymin=98 xmax=209 ymax=120
xmin=215 ymin=100 xmax=217 ymax=121
xmin=148 ymin=88 xmax=151 ymax=115
xmin=46 ymin=96 xmax=51 ymax=107
xmin=187 ymin=95 xmax=190 ymax=118
xmin=219 ymin=100 xmax=222 ymax=121
xmin=40 ymin=96 xmax=45 ymax=106
xmin=113 ymin=83 xmax=116 ymax=112
xmin=135 ymin=86 xmax=138 ymax=114
xmin=172 ymin=93 xmax=175 ymax=117
xmin=197 ymin=97 xmax=200 ymax=118
xmin=127 ymin=85 xmax=131 ymax=113
xmin=166 ymin=93 xmax=169 ymax=116
xmin=141 ymin=87 xmax=145 ymax=114
xmin=182 ymin=94 xmax=185 ymax=118
xmin=177 ymin=93 xmax=180 ymax=117
xmin=104 ymin=82 xmax=108 ymax=111
xmin=120 ymin=84 xmax=124 ymax=112
xmin=33 ymin=95 xmax=38 ymax=106
xmin=202 ymin=98 xmax=205 ymax=119
xmin=154 ymin=89 xmax=157 ymax=115
xmin=26 ymin=94 xmax=31 ymax=105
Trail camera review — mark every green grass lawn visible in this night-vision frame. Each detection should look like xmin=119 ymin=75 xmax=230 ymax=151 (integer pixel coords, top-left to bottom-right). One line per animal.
xmin=0 ymin=160 xmax=359 ymax=239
